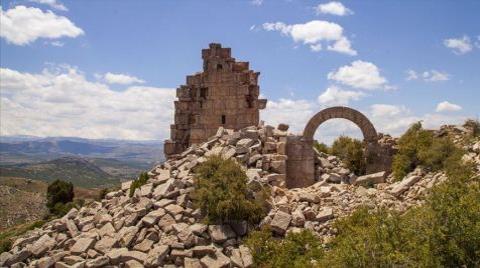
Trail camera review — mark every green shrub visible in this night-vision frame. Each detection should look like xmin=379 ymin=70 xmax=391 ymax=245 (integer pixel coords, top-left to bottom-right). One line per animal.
xmin=245 ymin=227 xmax=324 ymax=268
xmin=330 ymin=136 xmax=366 ymax=175
xmin=392 ymin=122 xmax=463 ymax=181
xmin=191 ymin=155 xmax=266 ymax=224
xmin=46 ymin=179 xmax=74 ymax=214
xmin=320 ymin=207 xmax=436 ymax=267
xmin=426 ymin=167 xmax=480 ymax=266
xmin=129 ymin=172 xmax=149 ymax=197
xmin=463 ymin=119 xmax=480 ymax=137
xmin=313 ymin=141 xmax=329 ymax=154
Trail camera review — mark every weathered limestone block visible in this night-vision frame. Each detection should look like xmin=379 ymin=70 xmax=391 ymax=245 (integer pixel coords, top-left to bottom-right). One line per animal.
xmin=270 ymin=211 xmax=291 ymax=235
xmin=208 ymin=225 xmax=236 ymax=243
xmin=354 ymin=171 xmax=386 ymax=186
xmin=390 ymin=175 xmax=421 ymax=197
xmin=70 ymin=238 xmax=95 ymax=255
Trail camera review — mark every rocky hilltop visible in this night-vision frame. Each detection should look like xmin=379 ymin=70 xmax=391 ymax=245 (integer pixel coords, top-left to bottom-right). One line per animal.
xmin=1 ymin=123 xmax=479 ymax=268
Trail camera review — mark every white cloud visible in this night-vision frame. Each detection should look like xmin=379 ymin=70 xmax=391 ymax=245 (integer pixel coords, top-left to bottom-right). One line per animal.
xmin=436 ymin=101 xmax=462 ymax=112
xmin=0 ymin=5 xmax=83 ymax=45
xmin=103 ymin=72 xmax=145 ymax=85
xmin=315 ymin=1 xmax=353 ymax=16
xmin=406 ymin=69 xmax=450 ymax=82
xmin=405 ymin=69 xmax=418 ymax=81
xmin=30 ymin=0 xmax=68 ymax=11
xmin=422 ymin=70 xmax=449 ymax=82
xmin=0 ymin=66 xmax=175 ymax=140
xmin=261 ymin=98 xmax=314 ymax=135
xmin=317 ymin=86 xmax=364 ymax=106
xmin=250 ymin=0 xmax=263 ymax=6
xmin=262 ymin=20 xmax=356 ymax=55
xmin=370 ymin=104 xmax=408 ymax=117
xmin=327 ymin=60 xmax=388 ymax=90
xmin=443 ymin=35 xmax=473 ymax=55
xmin=368 ymin=104 xmax=466 ymax=136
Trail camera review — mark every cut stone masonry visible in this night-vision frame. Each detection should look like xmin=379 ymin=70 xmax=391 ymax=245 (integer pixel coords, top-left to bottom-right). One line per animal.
xmin=164 ymin=43 xmax=267 ymax=158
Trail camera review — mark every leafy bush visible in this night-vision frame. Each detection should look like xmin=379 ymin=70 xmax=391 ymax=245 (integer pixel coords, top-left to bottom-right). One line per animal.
xmin=191 ymin=155 xmax=266 ymax=224
xmin=330 ymin=136 xmax=366 ymax=175
xmin=313 ymin=141 xmax=329 ymax=154
xmin=245 ymin=227 xmax=324 ymax=268
xmin=426 ymin=166 xmax=480 ymax=266
xmin=392 ymin=122 xmax=464 ymax=180
xmin=129 ymin=172 xmax=149 ymax=197
xmin=320 ymin=207 xmax=436 ymax=267
xmin=46 ymin=179 xmax=74 ymax=214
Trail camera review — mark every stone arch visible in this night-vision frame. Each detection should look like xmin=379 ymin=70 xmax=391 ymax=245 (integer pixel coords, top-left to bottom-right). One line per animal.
xmin=286 ymin=106 xmax=381 ymax=188
xmin=302 ymin=106 xmax=378 ymax=143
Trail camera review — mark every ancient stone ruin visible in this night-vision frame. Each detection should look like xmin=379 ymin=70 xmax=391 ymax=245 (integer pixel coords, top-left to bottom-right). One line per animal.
xmin=164 ymin=43 xmax=394 ymax=188
xmin=286 ymin=106 xmax=390 ymax=188
xmin=164 ymin=43 xmax=267 ymax=158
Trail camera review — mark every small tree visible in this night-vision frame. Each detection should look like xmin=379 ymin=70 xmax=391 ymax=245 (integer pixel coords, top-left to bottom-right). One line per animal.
xmin=191 ymin=155 xmax=266 ymax=224
xmin=330 ymin=136 xmax=366 ymax=176
xmin=46 ymin=179 xmax=74 ymax=213
xmin=463 ymin=119 xmax=480 ymax=137
xmin=129 ymin=172 xmax=149 ymax=197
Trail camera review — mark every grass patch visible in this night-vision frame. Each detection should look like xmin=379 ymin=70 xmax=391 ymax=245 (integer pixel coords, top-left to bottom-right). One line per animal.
xmin=0 ymin=220 xmax=46 ymax=253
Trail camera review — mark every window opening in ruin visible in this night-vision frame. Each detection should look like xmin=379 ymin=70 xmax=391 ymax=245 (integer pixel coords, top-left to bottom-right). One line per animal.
xmin=217 ymin=64 xmax=223 ymax=70
xmin=221 ymin=115 xmax=226 ymax=124
xmin=200 ymin=87 xmax=208 ymax=99
xmin=246 ymin=95 xmax=253 ymax=108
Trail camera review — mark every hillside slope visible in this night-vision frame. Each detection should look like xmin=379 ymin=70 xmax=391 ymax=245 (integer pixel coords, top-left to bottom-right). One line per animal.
xmin=0 ymin=177 xmax=100 ymax=230
xmin=0 ymin=157 xmax=118 ymax=188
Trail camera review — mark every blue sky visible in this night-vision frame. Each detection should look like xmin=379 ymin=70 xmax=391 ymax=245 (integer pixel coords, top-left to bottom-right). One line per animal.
xmin=1 ymin=0 xmax=479 ymax=143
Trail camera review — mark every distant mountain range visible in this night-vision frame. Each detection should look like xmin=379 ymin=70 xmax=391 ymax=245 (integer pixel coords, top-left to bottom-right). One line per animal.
xmin=0 ymin=136 xmax=165 ymax=188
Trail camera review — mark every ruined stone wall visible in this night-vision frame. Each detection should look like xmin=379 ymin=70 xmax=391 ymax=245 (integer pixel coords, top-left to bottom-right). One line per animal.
xmin=164 ymin=43 xmax=267 ymax=158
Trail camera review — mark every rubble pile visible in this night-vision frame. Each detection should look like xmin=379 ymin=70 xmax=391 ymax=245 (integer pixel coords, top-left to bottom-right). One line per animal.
xmin=1 ymin=123 xmax=478 ymax=268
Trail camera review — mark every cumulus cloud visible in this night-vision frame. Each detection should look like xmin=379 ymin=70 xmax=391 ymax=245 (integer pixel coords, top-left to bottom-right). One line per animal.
xmin=261 ymin=98 xmax=314 ymax=135
xmin=30 ymin=0 xmax=68 ymax=11
xmin=262 ymin=20 xmax=357 ymax=55
xmin=317 ymin=86 xmax=364 ymax=106
xmin=406 ymin=69 xmax=450 ymax=82
xmin=102 ymin=72 xmax=145 ymax=85
xmin=436 ymin=101 xmax=462 ymax=112
xmin=263 ymin=97 xmax=468 ymax=144
xmin=443 ymin=35 xmax=473 ymax=55
xmin=368 ymin=104 xmax=466 ymax=137
xmin=327 ymin=60 xmax=388 ymax=90
xmin=315 ymin=1 xmax=353 ymax=16
xmin=0 ymin=5 xmax=83 ymax=45
xmin=0 ymin=66 xmax=175 ymax=140
xmin=370 ymin=104 xmax=408 ymax=117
